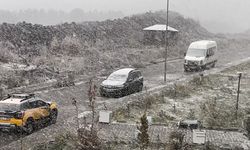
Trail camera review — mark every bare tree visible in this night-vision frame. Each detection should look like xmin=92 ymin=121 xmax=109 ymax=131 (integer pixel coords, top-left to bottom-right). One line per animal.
xmin=77 ymin=79 xmax=101 ymax=150
xmin=72 ymin=97 xmax=80 ymax=131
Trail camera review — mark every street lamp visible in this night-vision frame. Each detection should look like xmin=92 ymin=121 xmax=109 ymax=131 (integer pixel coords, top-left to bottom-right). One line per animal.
xmin=143 ymin=0 xmax=178 ymax=83
xmin=164 ymin=0 xmax=170 ymax=83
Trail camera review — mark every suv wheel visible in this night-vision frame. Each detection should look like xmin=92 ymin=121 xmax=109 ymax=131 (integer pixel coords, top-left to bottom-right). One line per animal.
xmin=24 ymin=119 xmax=34 ymax=134
xmin=49 ymin=109 xmax=58 ymax=124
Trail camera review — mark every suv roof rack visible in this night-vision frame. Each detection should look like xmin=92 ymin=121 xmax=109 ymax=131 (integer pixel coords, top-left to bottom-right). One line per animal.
xmin=7 ymin=93 xmax=35 ymax=102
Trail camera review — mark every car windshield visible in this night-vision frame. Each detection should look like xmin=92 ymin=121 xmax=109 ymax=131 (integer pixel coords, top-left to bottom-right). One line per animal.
xmin=187 ymin=49 xmax=206 ymax=57
xmin=107 ymin=74 xmax=127 ymax=82
xmin=0 ymin=103 xmax=20 ymax=112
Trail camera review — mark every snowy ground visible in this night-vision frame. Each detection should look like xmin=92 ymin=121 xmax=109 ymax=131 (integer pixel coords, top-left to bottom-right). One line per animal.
xmin=1 ymin=44 xmax=250 ymax=149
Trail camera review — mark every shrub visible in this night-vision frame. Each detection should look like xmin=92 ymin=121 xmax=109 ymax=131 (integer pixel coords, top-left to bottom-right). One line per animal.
xmin=245 ymin=115 xmax=250 ymax=138
xmin=61 ymin=36 xmax=82 ymax=56
xmin=168 ymin=131 xmax=185 ymax=150
xmin=137 ymin=113 xmax=150 ymax=150
xmin=32 ymin=132 xmax=87 ymax=150
xmin=0 ymin=46 xmax=15 ymax=63
xmin=199 ymin=98 xmax=243 ymax=129
xmin=50 ymin=37 xmax=61 ymax=54
xmin=162 ymin=84 xmax=191 ymax=99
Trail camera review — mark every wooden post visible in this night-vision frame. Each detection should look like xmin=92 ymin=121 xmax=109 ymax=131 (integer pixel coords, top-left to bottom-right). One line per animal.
xmin=236 ymin=72 xmax=242 ymax=119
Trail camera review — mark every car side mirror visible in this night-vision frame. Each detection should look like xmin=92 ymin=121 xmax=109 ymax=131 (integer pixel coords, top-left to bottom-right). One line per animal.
xmin=128 ymin=78 xmax=133 ymax=82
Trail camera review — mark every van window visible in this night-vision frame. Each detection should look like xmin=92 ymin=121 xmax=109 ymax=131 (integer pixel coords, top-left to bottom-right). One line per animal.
xmin=207 ymin=47 xmax=215 ymax=57
xmin=187 ymin=49 xmax=206 ymax=57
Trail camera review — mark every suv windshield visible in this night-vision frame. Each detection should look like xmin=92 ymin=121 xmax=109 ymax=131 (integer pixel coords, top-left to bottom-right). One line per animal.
xmin=187 ymin=49 xmax=206 ymax=57
xmin=0 ymin=103 xmax=20 ymax=112
xmin=107 ymin=74 xmax=127 ymax=82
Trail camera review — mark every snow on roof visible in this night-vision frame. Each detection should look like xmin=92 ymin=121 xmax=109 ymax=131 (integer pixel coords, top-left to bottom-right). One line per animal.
xmin=143 ymin=24 xmax=178 ymax=32
xmin=189 ymin=40 xmax=217 ymax=49
xmin=112 ymin=68 xmax=134 ymax=75
xmin=180 ymin=120 xmax=199 ymax=125
xmin=0 ymin=94 xmax=35 ymax=104
xmin=0 ymin=98 xmax=24 ymax=104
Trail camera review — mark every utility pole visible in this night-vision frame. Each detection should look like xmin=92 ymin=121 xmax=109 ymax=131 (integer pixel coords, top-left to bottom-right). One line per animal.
xmin=236 ymin=72 xmax=242 ymax=119
xmin=164 ymin=0 xmax=170 ymax=83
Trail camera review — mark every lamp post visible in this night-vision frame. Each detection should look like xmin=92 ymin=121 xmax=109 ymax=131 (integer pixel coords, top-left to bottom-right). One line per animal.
xmin=164 ymin=0 xmax=170 ymax=83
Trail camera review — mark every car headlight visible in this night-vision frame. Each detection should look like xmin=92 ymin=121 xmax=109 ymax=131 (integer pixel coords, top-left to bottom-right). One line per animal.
xmin=116 ymin=84 xmax=124 ymax=88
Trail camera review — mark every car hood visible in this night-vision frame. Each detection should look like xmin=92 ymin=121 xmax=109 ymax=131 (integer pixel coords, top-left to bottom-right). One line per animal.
xmin=185 ymin=56 xmax=205 ymax=61
xmin=101 ymin=80 xmax=125 ymax=87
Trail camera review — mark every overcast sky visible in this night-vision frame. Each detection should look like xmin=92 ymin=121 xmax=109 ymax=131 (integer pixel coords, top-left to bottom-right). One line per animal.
xmin=0 ymin=0 xmax=164 ymax=13
xmin=0 ymin=0 xmax=249 ymax=33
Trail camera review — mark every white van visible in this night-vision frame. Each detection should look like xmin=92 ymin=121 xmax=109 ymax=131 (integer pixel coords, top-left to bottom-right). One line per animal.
xmin=184 ymin=40 xmax=217 ymax=71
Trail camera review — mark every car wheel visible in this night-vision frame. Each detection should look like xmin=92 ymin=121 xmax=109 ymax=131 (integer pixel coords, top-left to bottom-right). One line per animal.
xmin=100 ymin=92 xmax=107 ymax=97
xmin=184 ymin=67 xmax=189 ymax=72
xmin=212 ymin=62 xmax=216 ymax=68
xmin=138 ymin=84 xmax=143 ymax=92
xmin=201 ymin=65 xmax=206 ymax=71
xmin=49 ymin=109 xmax=58 ymax=124
xmin=24 ymin=119 xmax=34 ymax=134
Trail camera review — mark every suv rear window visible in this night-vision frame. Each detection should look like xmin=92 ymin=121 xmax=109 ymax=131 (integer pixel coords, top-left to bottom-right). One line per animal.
xmin=129 ymin=71 xmax=141 ymax=80
xmin=0 ymin=103 xmax=20 ymax=111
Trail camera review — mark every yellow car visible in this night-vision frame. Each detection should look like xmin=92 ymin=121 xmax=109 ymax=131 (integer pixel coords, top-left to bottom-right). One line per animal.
xmin=0 ymin=93 xmax=57 ymax=134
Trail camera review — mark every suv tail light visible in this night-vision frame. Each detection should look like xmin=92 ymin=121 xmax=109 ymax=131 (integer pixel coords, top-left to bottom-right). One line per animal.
xmin=14 ymin=111 xmax=25 ymax=119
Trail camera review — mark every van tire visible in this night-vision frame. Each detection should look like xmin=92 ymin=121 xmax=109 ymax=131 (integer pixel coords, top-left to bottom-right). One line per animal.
xmin=201 ymin=65 xmax=206 ymax=71
xmin=212 ymin=62 xmax=216 ymax=68
xmin=184 ymin=66 xmax=189 ymax=72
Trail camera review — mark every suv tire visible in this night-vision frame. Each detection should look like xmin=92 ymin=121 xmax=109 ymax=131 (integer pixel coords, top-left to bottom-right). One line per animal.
xmin=24 ymin=118 xmax=34 ymax=134
xmin=49 ymin=109 xmax=58 ymax=124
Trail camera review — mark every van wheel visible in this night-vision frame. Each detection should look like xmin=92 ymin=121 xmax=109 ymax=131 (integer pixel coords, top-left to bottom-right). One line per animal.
xmin=201 ymin=65 xmax=206 ymax=71
xmin=212 ymin=62 xmax=216 ymax=68
xmin=24 ymin=119 xmax=34 ymax=134
xmin=184 ymin=66 xmax=189 ymax=72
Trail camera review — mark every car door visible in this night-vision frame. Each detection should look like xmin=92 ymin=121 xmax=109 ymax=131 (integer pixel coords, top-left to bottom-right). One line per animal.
xmin=134 ymin=71 xmax=143 ymax=90
xmin=36 ymin=100 xmax=50 ymax=118
xmin=128 ymin=71 xmax=140 ymax=93
xmin=27 ymin=100 xmax=41 ymax=120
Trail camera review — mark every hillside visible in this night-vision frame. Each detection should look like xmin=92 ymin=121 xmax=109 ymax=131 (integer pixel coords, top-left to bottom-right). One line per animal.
xmin=0 ymin=11 xmax=213 ymax=90
xmin=0 ymin=11 xmax=211 ymax=51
